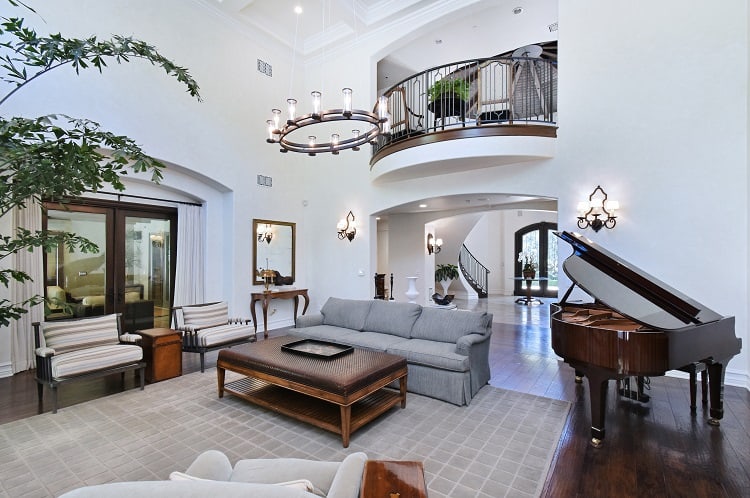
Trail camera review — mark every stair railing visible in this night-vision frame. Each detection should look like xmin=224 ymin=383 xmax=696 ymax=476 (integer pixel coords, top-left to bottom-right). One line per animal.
xmin=459 ymin=244 xmax=490 ymax=298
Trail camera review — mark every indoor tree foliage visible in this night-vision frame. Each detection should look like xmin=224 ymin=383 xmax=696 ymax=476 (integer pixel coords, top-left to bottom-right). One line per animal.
xmin=0 ymin=0 xmax=201 ymax=326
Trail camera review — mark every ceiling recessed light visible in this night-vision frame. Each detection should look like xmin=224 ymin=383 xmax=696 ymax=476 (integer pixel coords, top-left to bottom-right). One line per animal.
xmin=294 ymin=5 xmax=303 ymax=14
xmin=513 ymin=6 xmax=523 ymax=15
xmin=419 ymin=204 xmax=427 ymax=208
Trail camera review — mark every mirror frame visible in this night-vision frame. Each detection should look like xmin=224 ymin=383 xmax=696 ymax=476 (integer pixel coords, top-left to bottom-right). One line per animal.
xmin=252 ymin=219 xmax=296 ymax=285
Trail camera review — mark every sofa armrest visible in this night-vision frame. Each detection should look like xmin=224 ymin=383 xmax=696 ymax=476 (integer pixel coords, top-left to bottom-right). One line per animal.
xmin=184 ymin=450 xmax=233 ymax=481
xmin=327 ymin=452 xmax=367 ymax=498
xmin=295 ymin=313 xmax=324 ymax=328
xmin=455 ymin=332 xmax=490 ymax=356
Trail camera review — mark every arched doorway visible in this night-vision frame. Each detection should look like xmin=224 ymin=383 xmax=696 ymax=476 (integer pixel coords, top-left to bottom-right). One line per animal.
xmin=514 ymin=221 xmax=558 ymax=298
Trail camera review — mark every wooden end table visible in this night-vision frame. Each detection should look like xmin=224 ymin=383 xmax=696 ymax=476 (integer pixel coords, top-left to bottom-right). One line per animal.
xmin=360 ymin=460 xmax=427 ymax=498
xmin=137 ymin=328 xmax=182 ymax=383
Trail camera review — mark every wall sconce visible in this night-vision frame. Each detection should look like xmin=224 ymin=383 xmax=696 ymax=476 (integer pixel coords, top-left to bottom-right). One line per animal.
xmin=577 ymin=185 xmax=619 ymax=232
xmin=427 ymin=233 xmax=442 ymax=254
xmin=256 ymin=223 xmax=273 ymax=244
xmin=337 ymin=211 xmax=357 ymax=242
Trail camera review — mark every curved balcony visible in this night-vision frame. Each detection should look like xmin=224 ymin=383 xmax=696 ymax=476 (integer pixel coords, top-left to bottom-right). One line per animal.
xmin=371 ymin=55 xmax=557 ymax=182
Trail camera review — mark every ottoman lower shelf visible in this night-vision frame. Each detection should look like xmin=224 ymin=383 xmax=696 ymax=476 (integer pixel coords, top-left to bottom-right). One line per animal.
xmin=223 ymin=377 xmax=403 ymax=443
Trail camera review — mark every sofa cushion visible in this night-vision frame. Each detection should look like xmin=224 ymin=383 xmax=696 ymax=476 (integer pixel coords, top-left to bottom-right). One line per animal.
xmin=410 ymin=308 xmax=491 ymax=343
xmin=231 ymin=457 xmax=340 ymax=496
xmin=321 ymin=297 xmax=372 ymax=331
xmin=362 ymin=300 xmax=421 ymax=338
xmin=290 ymin=324 xmax=358 ymax=343
xmin=342 ymin=331 xmax=404 ymax=352
xmin=50 ymin=344 xmax=143 ymax=378
xmin=386 ymin=339 xmax=470 ymax=372
xmin=59 ymin=480 xmax=320 ymax=498
xmin=41 ymin=314 xmax=120 ymax=353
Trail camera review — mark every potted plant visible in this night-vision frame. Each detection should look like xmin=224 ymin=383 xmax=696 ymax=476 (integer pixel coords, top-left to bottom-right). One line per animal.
xmin=435 ymin=263 xmax=459 ymax=296
xmin=427 ymin=78 xmax=470 ymax=102
xmin=518 ymin=251 xmax=537 ymax=279
xmin=427 ymin=78 xmax=470 ymax=120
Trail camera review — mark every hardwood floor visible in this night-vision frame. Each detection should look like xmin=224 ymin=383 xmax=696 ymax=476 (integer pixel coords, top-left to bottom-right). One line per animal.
xmin=1 ymin=297 xmax=748 ymax=497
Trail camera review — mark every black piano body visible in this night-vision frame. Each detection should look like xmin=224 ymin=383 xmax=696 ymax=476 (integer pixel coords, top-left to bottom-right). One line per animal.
xmin=551 ymin=231 xmax=742 ymax=447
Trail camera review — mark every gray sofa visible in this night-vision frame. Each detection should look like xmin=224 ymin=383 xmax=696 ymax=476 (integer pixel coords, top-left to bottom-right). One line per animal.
xmin=293 ymin=297 xmax=493 ymax=405
xmin=60 ymin=450 xmax=367 ymax=498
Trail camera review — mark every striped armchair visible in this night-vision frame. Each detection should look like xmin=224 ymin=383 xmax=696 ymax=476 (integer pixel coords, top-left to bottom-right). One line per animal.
xmin=172 ymin=302 xmax=256 ymax=372
xmin=33 ymin=313 xmax=145 ymax=413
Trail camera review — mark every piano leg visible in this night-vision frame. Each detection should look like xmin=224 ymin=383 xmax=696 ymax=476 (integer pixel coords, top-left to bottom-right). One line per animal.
xmin=706 ymin=359 xmax=728 ymax=426
xmin=586 ymin=368 xmax=610 ymax=448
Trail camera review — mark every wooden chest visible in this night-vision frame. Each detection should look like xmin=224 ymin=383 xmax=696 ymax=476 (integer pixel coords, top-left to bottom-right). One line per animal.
xmin=137 ymin=328 xmax=182 ymax=383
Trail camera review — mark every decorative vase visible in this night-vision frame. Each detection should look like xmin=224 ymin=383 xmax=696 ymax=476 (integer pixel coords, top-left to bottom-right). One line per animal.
xmin=522 ymin=268 xmax=536 ymax=279
xmin=405 ymin=276 xmax=419 ymax=303
xmin=439 ymin=279 xmax=451 ymax=296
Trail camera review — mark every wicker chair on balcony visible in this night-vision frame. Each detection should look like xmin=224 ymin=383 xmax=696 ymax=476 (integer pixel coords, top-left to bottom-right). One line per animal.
xmin=171 ymin=301 xmax=256 ymax=372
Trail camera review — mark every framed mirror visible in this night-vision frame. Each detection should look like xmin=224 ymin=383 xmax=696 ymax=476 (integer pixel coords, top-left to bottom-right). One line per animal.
xmin=253 ymin=219 xmax=296 ymax=285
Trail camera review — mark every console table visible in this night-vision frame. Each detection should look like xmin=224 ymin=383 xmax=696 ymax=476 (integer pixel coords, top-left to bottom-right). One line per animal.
xmin=250 ymin=288 xmax=309 ymax=338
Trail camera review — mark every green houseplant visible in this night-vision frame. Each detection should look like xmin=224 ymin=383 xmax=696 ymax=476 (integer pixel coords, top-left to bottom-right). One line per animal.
xmin=435 ymin=263 xmax=459 ymax=296
xmin=427 ymin=78 xmax=470 ymax=102
xmin=0 ymin=1 xmax=201 ymax=325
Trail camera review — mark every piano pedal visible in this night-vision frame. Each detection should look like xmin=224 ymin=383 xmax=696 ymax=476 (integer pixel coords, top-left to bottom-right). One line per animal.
xmin=618 ymin=377 xmax=651 ymax=403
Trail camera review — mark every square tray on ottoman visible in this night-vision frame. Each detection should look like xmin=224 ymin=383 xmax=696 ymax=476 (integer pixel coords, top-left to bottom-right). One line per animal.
xmin=217 ymin=336 xmax=408 ymax=447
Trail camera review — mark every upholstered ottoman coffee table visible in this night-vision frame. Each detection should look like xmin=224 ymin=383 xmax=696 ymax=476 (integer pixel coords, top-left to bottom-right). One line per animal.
xmin=217 ymin=336 xmax=408 ymax=447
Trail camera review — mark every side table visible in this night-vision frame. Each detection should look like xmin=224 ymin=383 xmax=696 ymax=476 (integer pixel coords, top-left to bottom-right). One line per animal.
xmin=137 ymin=328 xmax=182 ymax=383
xmin=250 ymin=288 xmax=309 ymax=338
xmin=360 ymin=460 xmax=427 ymax=498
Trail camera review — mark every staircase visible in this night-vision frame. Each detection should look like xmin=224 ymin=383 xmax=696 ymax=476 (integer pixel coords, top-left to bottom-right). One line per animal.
xmin=459 ymin=244 xmax=489 ymax=298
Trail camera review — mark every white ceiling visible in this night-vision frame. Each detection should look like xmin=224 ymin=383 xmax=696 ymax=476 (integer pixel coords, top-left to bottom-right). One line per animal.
xmin=201 ymin=0 xmax=559 ymax=217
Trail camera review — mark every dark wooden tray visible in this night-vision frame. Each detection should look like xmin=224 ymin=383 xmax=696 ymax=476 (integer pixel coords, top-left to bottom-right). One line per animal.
xmin=281 ymin=339 xmax=353 ymax=359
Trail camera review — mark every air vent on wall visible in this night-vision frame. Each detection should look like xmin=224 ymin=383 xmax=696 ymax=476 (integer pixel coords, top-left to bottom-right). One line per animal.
xmin=257 ymin=59 xmax=272 ymax=77
xmin=257 ymin=174 xmax=272 ymax=187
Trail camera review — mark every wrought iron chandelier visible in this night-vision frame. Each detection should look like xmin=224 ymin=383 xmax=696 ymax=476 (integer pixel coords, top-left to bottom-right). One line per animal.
xmin=266 ymin=92 xmax=390 ymax=156
xmin=264 ymin=3 xmax=390 ymax=156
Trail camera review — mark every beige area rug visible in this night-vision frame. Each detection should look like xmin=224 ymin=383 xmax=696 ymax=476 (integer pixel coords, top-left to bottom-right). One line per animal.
xmin=0 ymin=369 xmax=570 ymax=498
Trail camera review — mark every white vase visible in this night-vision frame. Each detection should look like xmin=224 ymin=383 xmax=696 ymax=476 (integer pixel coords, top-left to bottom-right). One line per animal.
xmin=439 ymin=279 xmax=451 ymax=296
xmin=405 ymin=276 xmax=419 ymax=303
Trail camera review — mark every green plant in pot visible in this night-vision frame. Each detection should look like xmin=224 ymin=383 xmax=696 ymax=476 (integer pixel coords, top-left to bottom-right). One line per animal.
xmin=427 ymin=78 xmax=470 ymax=103
xmin=435 ymin=263 xmax=459 ymax=296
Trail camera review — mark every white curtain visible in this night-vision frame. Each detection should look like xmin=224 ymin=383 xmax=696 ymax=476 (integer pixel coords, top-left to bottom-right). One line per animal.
xmin=173 ymin=204 xmax=205 ymax=307
xmin=10 ymin=202 xmax=44 ymax=373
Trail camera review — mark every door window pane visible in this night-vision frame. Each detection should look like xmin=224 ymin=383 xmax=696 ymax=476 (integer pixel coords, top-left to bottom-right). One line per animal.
xmin=45 ymin=210 xmax=108 ymax=319
xmin=547 ymin=228 xmax=558 ymax=291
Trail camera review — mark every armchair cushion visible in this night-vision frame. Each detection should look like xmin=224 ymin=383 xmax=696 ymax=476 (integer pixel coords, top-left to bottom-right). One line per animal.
xmin=193 ymin=323 xmax=254 ymax=347
xmin=181 ymin=302 xmax=230 ymax=329
xmin=40 ymin=314 xmax=121 ymax=353
xmin=50 ymin=344 xmax=143 ymax=378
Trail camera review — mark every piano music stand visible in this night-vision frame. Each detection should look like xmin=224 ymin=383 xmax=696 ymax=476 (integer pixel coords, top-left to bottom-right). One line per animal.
xmin=513 ymin=277 xmax=548 ymax=306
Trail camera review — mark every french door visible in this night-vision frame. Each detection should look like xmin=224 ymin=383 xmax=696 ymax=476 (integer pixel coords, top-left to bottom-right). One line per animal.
xmin=514 ymin=222 xmax=558 ymax=298
xmin=43 ymin=200 xmax=177 ymax=332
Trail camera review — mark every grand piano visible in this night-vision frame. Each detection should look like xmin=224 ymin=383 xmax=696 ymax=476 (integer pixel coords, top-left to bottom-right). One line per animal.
xmin=551 ymin=231 xmax=742 ymax=447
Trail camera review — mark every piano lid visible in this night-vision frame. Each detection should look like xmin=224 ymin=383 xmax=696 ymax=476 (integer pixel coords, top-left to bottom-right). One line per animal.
xmin=556 ymin=231 xmax=724 ymax=330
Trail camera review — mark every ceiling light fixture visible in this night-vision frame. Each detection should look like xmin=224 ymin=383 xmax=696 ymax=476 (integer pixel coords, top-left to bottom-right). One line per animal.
xmin=265 ymin=2 xmax=390 ymax=156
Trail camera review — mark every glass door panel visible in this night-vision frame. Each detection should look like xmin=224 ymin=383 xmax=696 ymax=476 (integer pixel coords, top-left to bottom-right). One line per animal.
xmin=547 ymin=228 xmax=558 ymax=292
xmin=45 ymin=208 xmax=111 ymax=320
xmin=122 ymin=215 xmax=173 ymax=331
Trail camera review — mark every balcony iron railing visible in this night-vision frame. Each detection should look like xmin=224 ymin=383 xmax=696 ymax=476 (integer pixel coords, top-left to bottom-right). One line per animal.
xmin=372 ymin=56 xmax=557 ymax=159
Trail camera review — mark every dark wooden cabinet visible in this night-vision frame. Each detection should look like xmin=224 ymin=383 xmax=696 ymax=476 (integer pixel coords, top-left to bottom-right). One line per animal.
xmin=137 ymin=328 xmax=182 ymax=383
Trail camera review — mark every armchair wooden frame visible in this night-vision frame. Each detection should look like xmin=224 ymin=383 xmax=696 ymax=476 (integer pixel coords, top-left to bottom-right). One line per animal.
xmin=171 ymin=302 xmax=256 ymax=372
xmin=33 ymin=313 xmax=145 ymax=414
